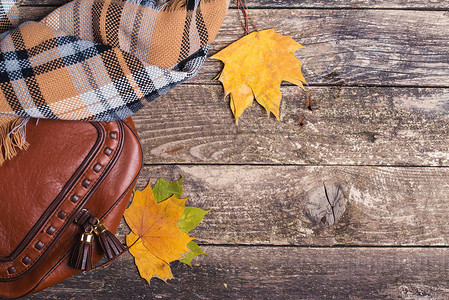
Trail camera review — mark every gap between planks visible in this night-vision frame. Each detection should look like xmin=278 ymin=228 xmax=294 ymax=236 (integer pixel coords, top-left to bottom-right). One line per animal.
xmin=29 ymin=246 xmax=449 ymax=299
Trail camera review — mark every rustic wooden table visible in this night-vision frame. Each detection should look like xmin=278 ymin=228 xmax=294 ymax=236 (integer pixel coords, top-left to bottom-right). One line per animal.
xmin=23 ymin=0 xmax=449 ymax=299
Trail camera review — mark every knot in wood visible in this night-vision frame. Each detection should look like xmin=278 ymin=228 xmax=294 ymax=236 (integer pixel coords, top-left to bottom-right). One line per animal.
xmin=305 ymin=181 xmax=347 ymax=227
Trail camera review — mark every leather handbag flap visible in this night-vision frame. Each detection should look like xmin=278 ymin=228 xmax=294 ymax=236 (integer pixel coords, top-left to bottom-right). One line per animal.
xmin=0 ymin=119 xmax=124 ymax=280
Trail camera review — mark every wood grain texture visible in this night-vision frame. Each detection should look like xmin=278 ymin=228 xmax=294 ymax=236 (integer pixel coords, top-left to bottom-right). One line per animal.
xmin=17 ymin=8 xmax=449 ymax=87
xmin=133 ymin=85 xmax=449 ymax=166
xmin=19 ymin=0 xmax=449 ymax=9
xmin=14 ymin=1 xmax=449 ymax=299
xmin=104 ymin=165 xmax=449 ymax=247
xmin=199 ymin=9 xmax=449 ymax=87
xmin=245 ymin=0 xmax=449 ymax=9
xmin=28 ymin=246 xmax=449 ymax=299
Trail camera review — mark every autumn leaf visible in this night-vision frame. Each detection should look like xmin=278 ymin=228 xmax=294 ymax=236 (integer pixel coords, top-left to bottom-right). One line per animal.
xmin=151 ymin=176 xmax=209 ymax=266
xmin=179 ymin=241 xmax=207 ymax=267
xmin=177 ymin=207 xmax=209 ymax=267
xmin=153 ymin=177 xmax=183 ymax=203
xmin=126 ymin=232 xmax=174 ymax=282
xmin=212 ymin=29 xmax=306 ymax=123
xmin=151 ymin=176 xmax=209 ymax=264
xmin=125 ymin=177 xmax=209 ymax=282
xmin=178 ymin=207 xmax=209 ymax=233
xmin=124 ymin=182 xmax=192 ymax=282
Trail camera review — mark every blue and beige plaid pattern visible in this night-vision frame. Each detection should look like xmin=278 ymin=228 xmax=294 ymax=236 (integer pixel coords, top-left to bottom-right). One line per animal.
xmin=0 ymin=0 xmax=229 ymax=126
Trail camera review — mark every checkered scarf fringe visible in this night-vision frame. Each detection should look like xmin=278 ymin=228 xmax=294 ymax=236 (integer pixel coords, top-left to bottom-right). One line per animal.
xmin=0 ymin=0 xmax=229 ymax=165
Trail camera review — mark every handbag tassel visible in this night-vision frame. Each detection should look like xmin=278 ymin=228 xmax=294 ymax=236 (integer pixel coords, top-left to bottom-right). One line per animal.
xmin=69 ymin=230 xmax=94 ymax=271
xmin=94 ymin=223 xmax=127 ymax=261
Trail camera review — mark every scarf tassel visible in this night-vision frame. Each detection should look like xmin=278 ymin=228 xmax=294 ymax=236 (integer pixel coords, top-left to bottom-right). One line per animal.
xmin=0 ymin=118 xmax=29 ymax=166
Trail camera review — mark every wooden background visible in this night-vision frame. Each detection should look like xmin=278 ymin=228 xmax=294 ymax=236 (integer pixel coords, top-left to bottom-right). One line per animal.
xmin=20 ymin=0 xmax=449 ymax=299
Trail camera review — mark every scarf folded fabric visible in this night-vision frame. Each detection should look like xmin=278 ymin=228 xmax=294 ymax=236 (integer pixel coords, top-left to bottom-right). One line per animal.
xmin=0 ymin=0 xmax=229 ymax=164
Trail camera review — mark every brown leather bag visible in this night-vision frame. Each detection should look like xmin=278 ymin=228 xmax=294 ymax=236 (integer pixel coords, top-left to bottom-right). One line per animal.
xmin=0 ymin=118 xmax=143 ymax=298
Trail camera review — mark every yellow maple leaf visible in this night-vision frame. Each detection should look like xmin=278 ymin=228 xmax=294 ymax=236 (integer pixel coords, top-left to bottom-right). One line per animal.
xmin=126 ymin=232 xmax=174 ymax=282
xmin=124 ymin=183 xmax=193 ymax=282
xmin=212 ymin=29 xmax=306 ymax=123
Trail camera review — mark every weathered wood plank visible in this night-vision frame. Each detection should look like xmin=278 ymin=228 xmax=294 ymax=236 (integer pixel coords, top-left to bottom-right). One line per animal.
xmin=20 ymin=0 xmax=449 ymax=9
xmin=29 ymin=246 xmax=449 ymax=299
xmin=246 ymin=0 xmax=449 ymax=9
xmin=16 ymin=8 xmax=449 ymax=87
xmin=106 ymin=165 xmax=449 ymax=246
xmin=200 ymin=9 xmax=449 ymax=87
xmin=133 ymin=85 xmax=449 ymax=166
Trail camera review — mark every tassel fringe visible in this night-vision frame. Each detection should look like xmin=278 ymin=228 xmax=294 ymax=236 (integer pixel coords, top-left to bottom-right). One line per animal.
xmin=0 ymin=118 xmax=29 ymax=166
xmin=95 ymin=223 xmax=128 ymax=261
xmin=69 ymin=231 xmax=94 ymax=271
xmin=70 ymin=210 xmax=128 ymax=271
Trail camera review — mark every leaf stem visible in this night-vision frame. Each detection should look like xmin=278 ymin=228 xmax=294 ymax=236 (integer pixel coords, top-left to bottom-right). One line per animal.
xmin=235 ymin=0 xmax=258 ymax=35
xmin=244 ymin=0 xmax=258 ymax=32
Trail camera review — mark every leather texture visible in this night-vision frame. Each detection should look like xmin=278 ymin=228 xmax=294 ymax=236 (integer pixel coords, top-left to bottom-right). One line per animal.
xmin=0 ymin=118 xmax=143 ymax=298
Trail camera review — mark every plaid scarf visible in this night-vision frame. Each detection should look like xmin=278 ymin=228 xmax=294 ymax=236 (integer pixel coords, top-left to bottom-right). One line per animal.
xmin=0 ymin=0 xmax=229 ymax=164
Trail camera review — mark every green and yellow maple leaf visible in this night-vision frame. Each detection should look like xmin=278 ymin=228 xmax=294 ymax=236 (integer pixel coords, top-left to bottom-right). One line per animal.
xmin=124 ymin=177 xmax=208 ymax=283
